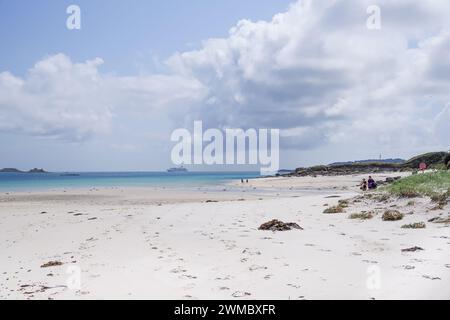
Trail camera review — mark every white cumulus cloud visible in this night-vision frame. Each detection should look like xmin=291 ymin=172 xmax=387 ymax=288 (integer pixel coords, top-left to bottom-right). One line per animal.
xmin=0 ymin=54 xmax=206 ymax=141
xmin=165 ymin=0 xmax=450 ymax=153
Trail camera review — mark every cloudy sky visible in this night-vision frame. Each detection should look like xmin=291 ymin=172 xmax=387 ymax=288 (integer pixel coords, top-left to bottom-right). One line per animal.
xmin=1 ymin=0 xmax=449 ymax=171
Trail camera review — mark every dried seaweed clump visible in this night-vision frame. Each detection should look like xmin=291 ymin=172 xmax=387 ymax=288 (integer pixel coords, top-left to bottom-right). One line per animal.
xmin=258 ymin=219 xmax=303 ymax=231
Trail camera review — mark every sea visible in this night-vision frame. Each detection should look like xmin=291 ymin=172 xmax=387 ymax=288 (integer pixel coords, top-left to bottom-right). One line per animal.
xmin=0 ymin=171 xmax=262 ymax=192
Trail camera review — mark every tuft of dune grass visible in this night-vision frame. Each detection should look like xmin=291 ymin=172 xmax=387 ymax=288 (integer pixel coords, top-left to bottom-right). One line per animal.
xmin=323 ymin=205 xmax=344 ymax=214
xmin=382 ymin=210 xmax=404 ymax=221
xmin=337 ymin=199 xmax=349 ymax=208
xmin=374 ymin=193 xmax=390 ymax=202
xmin=348 ymin=212 xmax=374 ymax=220
xmin=401 ymin=222 xmax=426 ymax=229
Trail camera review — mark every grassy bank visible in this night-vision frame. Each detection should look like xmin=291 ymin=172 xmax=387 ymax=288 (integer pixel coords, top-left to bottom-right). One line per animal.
xmin=386 ymin=171 xmax=450 ymax=198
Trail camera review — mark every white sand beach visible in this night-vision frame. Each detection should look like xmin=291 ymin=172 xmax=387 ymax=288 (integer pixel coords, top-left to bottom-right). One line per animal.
xmin=0 ymin=172 xmax=449 ymax=300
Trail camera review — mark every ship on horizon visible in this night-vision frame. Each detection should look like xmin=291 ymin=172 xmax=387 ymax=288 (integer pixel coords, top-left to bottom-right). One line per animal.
xmin=167 ymin=166 xmax=188 ymax=173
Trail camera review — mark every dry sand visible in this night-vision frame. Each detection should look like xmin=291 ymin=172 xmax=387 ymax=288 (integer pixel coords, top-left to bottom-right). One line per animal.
xmin=0 ymin=172 xmax=449 ymax=299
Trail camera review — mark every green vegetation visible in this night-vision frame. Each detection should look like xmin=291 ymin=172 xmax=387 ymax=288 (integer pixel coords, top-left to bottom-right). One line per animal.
xmin=386 ymin=171 xmax=450 ymax=198
xmin=402 ymin=151 xmax=449 ymax=169
xmin=430 ymin=192 xmax=450 ymax=203
xmin=373 ymin=193 xmax=390 ymax=202
xmin=338 ymin=199 xmax=349 ymax=208
xmin=445 ymin=153 xmax=450 ymax=169
xmin=295 ymin=151 xmax=449 ymax=176
xmin=382 ymin=210 xmax=404 ymax=221
xmin=429 ymin=163 xmax=447 ymax=170
xmin=401 ymin=222 xmax=426 ymax=229
xmin=323 ymin=205 xmax=345 ymax=214
xmin=323 ymin=199 xmax=353 ymax=214
xmin=348 ymin=212 xmax=374 ymax=220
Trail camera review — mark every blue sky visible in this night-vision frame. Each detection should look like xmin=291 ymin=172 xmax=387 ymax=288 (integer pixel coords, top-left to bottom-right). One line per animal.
xmin=0 ymin=0 xmax=292 ymax=75
xmin=1 ymin=0 xmax=449 ymax=171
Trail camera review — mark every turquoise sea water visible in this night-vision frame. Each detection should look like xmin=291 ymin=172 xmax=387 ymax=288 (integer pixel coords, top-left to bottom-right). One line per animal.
xmin=0 ymin=171 xmax=261 ymax=191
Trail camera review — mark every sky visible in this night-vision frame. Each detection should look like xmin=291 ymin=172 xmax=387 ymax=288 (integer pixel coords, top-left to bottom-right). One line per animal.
xmin=1 ymin=0 xmax=450 ymax=171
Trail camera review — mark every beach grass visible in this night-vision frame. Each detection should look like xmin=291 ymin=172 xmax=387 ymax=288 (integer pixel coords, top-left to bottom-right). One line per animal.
xmin=382 ymin=210 xmax=404 ymax=221
xmin=386 ymin=171 xmax=450 ymax=198
xmin=348 ymin=212 xmax=374 ymax=220
xmin=323 ymin=205 xmax=345 ymax=214
xmin=401 ymin=222 xmax=426 ymax=229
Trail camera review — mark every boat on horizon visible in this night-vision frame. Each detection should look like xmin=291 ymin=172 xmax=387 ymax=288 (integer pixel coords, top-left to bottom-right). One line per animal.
xmin=167 ymin=166 xmax=188 ymax=173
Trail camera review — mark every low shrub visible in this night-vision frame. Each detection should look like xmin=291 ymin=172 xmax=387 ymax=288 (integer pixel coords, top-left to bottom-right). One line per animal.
xmin=382 ymin=210 xmax=404 ymax=221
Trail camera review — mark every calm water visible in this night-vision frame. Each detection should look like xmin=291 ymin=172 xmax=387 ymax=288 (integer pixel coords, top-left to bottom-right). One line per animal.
xmin=0 ymin=171 xmax=261 ymax=191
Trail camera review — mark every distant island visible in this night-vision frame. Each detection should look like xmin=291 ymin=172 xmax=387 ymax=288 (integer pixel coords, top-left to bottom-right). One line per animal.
xmin=0 ymin=168 xmax=47 ymax=173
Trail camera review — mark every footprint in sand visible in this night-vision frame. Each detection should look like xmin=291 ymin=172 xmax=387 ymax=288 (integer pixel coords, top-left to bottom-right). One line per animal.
xmin=362 ymin=260 xmax=378 ymax=264
xmin=170 ymin=267 xmax=187 ymax=274
xmin=403 ymin=265 xmax=415 ymax=270
xmin=249 ymin=265 xmax=267 ymax=271
xmin=422 ymin=275 xmax=441 ymax=280
xmin=242 ymin=248 xmax=261 ymax=256
xmin=179 ymin=273 xmax=197 ymax=280
xmin=232 ymin=291 xmax=251 ymax=298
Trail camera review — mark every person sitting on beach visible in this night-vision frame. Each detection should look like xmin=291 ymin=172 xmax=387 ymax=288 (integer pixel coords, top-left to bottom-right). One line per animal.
xmin=360 ymin=179 xmax=367 ymax=191
xmin=368 ymin=176 xmax=377 ymax=190
xmin=241 ymin=179 xmax=244 ymax=183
